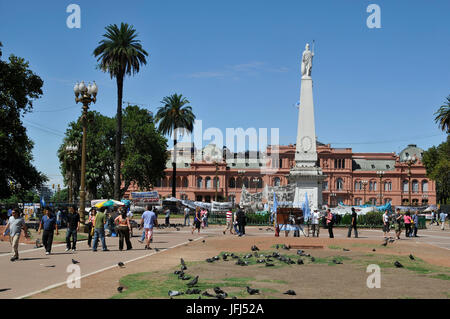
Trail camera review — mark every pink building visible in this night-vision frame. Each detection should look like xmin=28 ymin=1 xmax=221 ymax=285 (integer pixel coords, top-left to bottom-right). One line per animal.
xmin=124 ymin=143 xmax=435 ymax=207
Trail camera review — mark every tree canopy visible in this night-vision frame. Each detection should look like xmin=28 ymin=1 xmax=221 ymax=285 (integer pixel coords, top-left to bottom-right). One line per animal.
xmin=0 ymin=43 xmax=47 ymax=200
xmin=58 ymin=105 xmax=168 ymax=200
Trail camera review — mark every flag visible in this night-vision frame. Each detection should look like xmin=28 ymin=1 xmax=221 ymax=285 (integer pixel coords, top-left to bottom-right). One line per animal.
xmin=271 ymin=191 xmax=278 ymax=213
xmin=302 ymin=193 xmax=310 ymax=222
xmin=40 ymin=197 xmax=46 ymax=208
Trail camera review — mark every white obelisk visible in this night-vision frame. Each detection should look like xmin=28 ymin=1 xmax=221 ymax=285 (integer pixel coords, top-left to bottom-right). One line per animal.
xmin=290 ymin=42 xmax=326 ymax=211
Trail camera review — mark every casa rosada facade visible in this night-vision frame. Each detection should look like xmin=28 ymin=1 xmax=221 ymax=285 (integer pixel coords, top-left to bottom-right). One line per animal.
xmin=124 ymin=143 xmax=436 ymax=207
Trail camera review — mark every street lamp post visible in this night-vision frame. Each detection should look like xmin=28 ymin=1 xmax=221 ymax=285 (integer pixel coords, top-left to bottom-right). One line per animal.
xmin=65 ymin=144 xmax=79 ymax=204
xmin=405 ymin=155 xmax=417 ymax=209
xmin=214 ymin=162 xmax=219 ymax=202
xmin=362 ymin=180 xmax=368 ymax=204
xmin=376 ymin=171 xmax=385 ymax=206
xmin=73 ymin=81 xmax=98 ymax=232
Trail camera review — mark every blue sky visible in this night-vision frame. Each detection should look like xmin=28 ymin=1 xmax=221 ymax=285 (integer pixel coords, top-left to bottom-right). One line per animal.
xmin=0 ymin=0 xmax=449 ymax=188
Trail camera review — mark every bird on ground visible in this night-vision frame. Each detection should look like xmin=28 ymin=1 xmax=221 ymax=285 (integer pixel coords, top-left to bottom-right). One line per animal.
xmin=251 ymin=245 xmax=260 ymax=251
xmin=168 ymin=290 xmax=184 ymax=297
xmin=256 ymin=259 xmax=265 ymax=263
xmin=181 ymin=265 xmax=187 ymax=271
xmin=284 ymin=290 xmax=296 ymax=295
xmin=265 ymin=263 xmax=275 ymax=267
xmin=214 ymin=287 xmax=226 ymax=295
xmin=332 ymin=259 xmax=343 ymax=264
xmin=177 ymin=271 xmax=185 ymax=279
xmin=45 ymin=265 xmax=56 ymax=268
xmin=381 ymin=241 xmax=388 ymax=247
xmin=186 ymin=288 xmax=202 ymax=294
xmin=388 ymin=239 xmax=395 ymax=243
xmin=246 ymin=286 xmax=260 ymax=295
xmin=117 ymin=286 xmax=124 ymax=293
xmin=372 ymin=248 xmax=376 ymax=252
xmin=213 ymin=256 xmax=220 ymax=261
xmin=202 ymin=240 xmax=205 ymax=243
xmin=181 ymin=258 xmax=186 ymax=267
xmin=187 ymin=276 xmax=199 ymax=287
xmin=232 ymin=296 xmax=238 ymax=299
xmin=297 ymin=250 xmax=304 ymax=255
xmin=222 ymin=255 xmax=228 ymax=261
xmin=236 ymin=259 xmax=248 ymax=266
xmin=174 ymin=270 xmax=182 ymax=275
xmin=266 ymin=258 xmax=273 ymax=262
xmin=259 ymin=228 xmax=263 ymax=231
xmin=202 ymin=291 xmax=214 ymax=297
xmin=409 ymin=254 xmax=415 ymax=260
xmin=35 ymin=239 xmax=42 ymax=248
xmin=72 ymin=259 xmax=79 ymax=264
xmin=155 ymin=248 xmax=160 ymax=252
xmin=176 ymin=228 xmax=180 ymax=231
xmin=215 ymin=293 xmax=227 ymax=299
xmin=276 ymin=244 xmax=279 ymax=249
xmin=310 ymin=257 xmax=315 ymax=262
xmin=343 ymin=248 xmax=350 ymax=252
xmin=244 ymin=254 xmax=252 ymax=259
xmin=288 ymin=259 xmax=295 ymax=265
xmin=118 ymin=262 xmax=125 ymax=268
xmin=181 ymin=275 xmax=192 ymax=281
xmin=206 ymin=258 xmax=214 ymax=263
xmin=297 ymin=259 xmax=304 ymax=265
xmin=188 ymin=239 xmax=193 ymax=241
xmin=394 ymin=261 xmax=404 ymax=268
xmin=0 ymin=288 xmax=11 ymax=292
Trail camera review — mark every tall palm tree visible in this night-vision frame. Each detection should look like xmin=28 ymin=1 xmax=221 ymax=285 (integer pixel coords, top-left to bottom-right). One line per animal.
xmin=93 ymin=22 xmax=148 ymax=199
xmin=434 ymin=95 xmax=450 ymax=133
xmin=155 ymin=94 xmax=196 ymax=198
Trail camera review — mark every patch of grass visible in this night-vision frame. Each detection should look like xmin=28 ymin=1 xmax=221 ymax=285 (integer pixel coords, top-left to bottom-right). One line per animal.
xmin=430 ymin=274 xmax=450 ymax=281
xmin=351 ymin=242 xmax=391 ymax=249
xmin=222 ymin=277 xmax=254 ymax=283
xmin=258 ymin=279 xmax=288 ymax=284
xmin=328 ymin=245 xmax=343 ymax=250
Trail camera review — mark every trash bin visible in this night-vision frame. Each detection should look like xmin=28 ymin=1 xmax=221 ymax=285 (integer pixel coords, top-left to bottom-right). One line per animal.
xmin=418 ymin=216 xmax=426 ymax=229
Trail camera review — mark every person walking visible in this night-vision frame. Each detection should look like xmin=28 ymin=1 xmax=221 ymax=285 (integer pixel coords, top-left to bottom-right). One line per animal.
xmin=440 ymin=211 xmax=447 ymax=230
xmin=203 ymin=209 xmax=209 ymax=227
xmin=404 ymin=211 xmax=412 ymax=237
xmin=236 ymin=206 xmax=247 ymax=237
xmin=87 ymin=208 xmax=96 ymax=248
xmin=38 ymin=208 xmax=59 ymax=255
xmin=326 ymin=209 xmax=334 ymax=238
xmin=311 ymin=210 xmax=320 ymax=237
xmin=115 ymin=208 xmax=132 ymax=251
xmin=223 ymin=209 xmax=234 ymax=235
xmin=140 ymin=205 xmax=157 ymax=249
xmin=164 ymin=207 xmax=170 ymax=226
xmin=2 ymin=208 xmax=29 ymax=261
xmin=382 ymin=210 xmax=390 ymax=239
xmin=183 ymin=206 xmax=191 ymax=226
xmin=200 ymin=208 xmax=206 ymax=229
xmin=126 ymin=209 xmax=134 ymax=237
xmin=347 ymin=207 xmax=358 ymax=238
xmin=394 ymin=208 xmax=403 ymax=239
xmin=411 ymin=211 xmax=419 ymax=237
xmin=191 ymin=207 xmax=202 ymax=234
xmin=92 ymin=207 xmax=108 ymax=252
xmin=56 ymin=207 xmax=62 ymax=228
xmin=65 ymin=206 xmax=80 ymax=252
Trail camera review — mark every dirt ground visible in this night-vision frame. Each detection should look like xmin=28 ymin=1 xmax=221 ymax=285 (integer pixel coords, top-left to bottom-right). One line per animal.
xmin=30 ymin=226 xmax=450 ymax=299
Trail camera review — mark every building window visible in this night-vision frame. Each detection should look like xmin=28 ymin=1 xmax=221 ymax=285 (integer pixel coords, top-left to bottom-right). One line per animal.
xmin=205 ymin=195 xmax=211 ymax=202
xmin=354 ymin=198 xmax=362 ymax=206
xmin=403 ymin=180 xmax=409 ymax=193
xmin=412 ymin=180 xmax=419 ymax=193
xmin=206 ymin=177 xmax=212 ymax=189
xmin=369 ymin=198 xmax=376 ymax=205
xmin=279 ymin=158 xmax=283 ymax=168
xmin=412 ymin=198 xmax=419 ymax=206
xmin=384 ymin=198 xmax=392 ymax=204
xmin=236 ymin=177 xmax=242 ymax=188
xmin=182 ymin=177 xmax=188 ymax=188
xmin=243 ymin=177 xmax=249 ymax=188
xmin=336 ymin=178 xmax=344 ymax=190
xmin=197 ymin=177 xmax=203 ymax=188
xmin=369 ymin=181 xmax=377 ymax=191
xmin=323 ymin=181 xmax=328 ymax=190
xmin=196 ymin=195 xmax=203 ymax=201
xmin=422 ymin=199 xmax=428 ymax=205
xmin=354 ymin=181 xmax=361 ymax=191
xmin=422 ymin=180 xmax=428 ymax=192
xmin=384 ymin=181 xmax=392 ymax=192
xmin=229 ymin=177 xmax=236 ymax=188
xmin=274 ymin=177 xmax=281 ymax=187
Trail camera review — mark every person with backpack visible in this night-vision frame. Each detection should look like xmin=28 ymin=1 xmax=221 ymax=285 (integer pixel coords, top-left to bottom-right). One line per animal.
xmin=326 ymin=208 xmax=334 ymax=238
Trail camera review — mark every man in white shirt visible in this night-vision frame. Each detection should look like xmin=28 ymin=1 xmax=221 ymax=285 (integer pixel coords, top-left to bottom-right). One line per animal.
xmin=184 ymin=207 xmax=190 ymax=226
xmin=311 ymin=210 xmax=320 ymax=237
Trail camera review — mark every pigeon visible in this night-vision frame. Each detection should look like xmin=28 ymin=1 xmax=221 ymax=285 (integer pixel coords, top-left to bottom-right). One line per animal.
xmin=381 ymin=241 xmax=388 ymax=247
xmin=297 ymin=259 xmax=304 ymax=265
xmin=187 ymin=276 xmax=199 ymax=287
xmin=297 ymin=250 xmax=304 ymax=255
xmin=288 ymin=259 xmax=296 ymax=265
xmin=214 ymin=287 xmax=226 ymax=295
xmin=177 ymin=271 xmax=185 ymax=279
xmin=181 ymin=258 xmax=186 ymax=267
xmin=202 ymin=291 xmax=214 ymax=297
xmin=232 ymin=296 xmax=237 ymax=299
xmin=394 ymin=261 xmax=403 ymax=268
xmin=388 ymin=239 xmax=395 ymax=243
xmin=155 ymin=248 xmax=160 ymax=252
xmin=236 ymin=259 xmax=248 ymax=266
xmin=266 ymin=258 xmax=273 ymax=262
xmin=188 ymin=239 xmax=193 ymax=241
xmin=276 ymin=244 xmax=279 ymax=249
xmin=118 ymin=262 xmax=125 ymax=268
xmin=181 ymin=265 xmax=187 ymax=271
xmin=174 ymin=270 xmax=182 ymax=275
xmin=181 ymin=275 xmax=192 ymax=281
xmin=259 ymin=228 xmax=263 ymax=230
xmin=265 ymin=263 xmax=275 ymax=267
xmin=311 ymin=257 xmax=315 ymax=262
xmin=372 ymin=248 xmax=376 ymax=252
xmin=72 ymin=259 xmax=80 ymax=264
xmin=256 ymin=259 xmax=265 ymax=263
xmin=222 ymin=255 xmax=228 ymax=261
xmin=206 ymin=258 xmax=214 ymax=263
xmin=283 ymin=244 xmax=291 ymax=250
xmin=246 ymin=286 xmax=260 ymax=295
xmin=251 ymin=245 xmax=260 ymax=251
xmin=186 ymin=288 xmax=202 ymax=294
xmin=176 ymin=228 xmax=180 ymax=231
xmin=213 ymin=256 xmax=220 ymax=261
xmin=215 ymin=293 xmax=227 ymax=299
xmin=284 ymin=290 xmax=296 ymax=295
xmin=0 ymin=288 xmax=11 ymax=292
xmin=202 ymin=240 xmax=205 ymax=243
xmin=45 ymin=265 xmax=56 ymax=268
xmin=168 ymin=290 xmax=184 ymax=297
xmin=409 ymin=254 xmax=415 ymax=260
xmin=35 ymin=239 xmax=42 ymax=248
xmin=117 ymin=286 xmax=124 ymax=293
xmin=332 ymin=259 xmax=343 ymax=264
xmin=244 ymin=254 xmax=252 ymax=259
xmin=343 ymin=248 xmax=350 ymax=252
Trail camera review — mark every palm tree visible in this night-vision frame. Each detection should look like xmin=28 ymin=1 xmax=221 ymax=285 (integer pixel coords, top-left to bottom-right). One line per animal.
xmin=93 ymin=22 xmax=148 ymax=200
xmin=434 ymin=95 xmax=450 ymax=133
xmin=155 ymin=94 xmax=196 ymax=198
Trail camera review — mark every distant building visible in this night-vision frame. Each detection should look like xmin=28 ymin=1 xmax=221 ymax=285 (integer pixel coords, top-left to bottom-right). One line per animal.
xmin=124 ymin=143 xmax=435 ymax=207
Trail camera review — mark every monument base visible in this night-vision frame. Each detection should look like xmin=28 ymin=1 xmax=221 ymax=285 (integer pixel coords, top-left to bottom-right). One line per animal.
xmin=289 ymin=166 xmax=326 ymax=211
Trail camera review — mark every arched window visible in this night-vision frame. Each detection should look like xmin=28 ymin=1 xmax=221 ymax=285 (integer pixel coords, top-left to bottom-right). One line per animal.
xmin=236 ymin=177 xmax=242 ymax=188
xmin=384 ymin=198 xmax=392 ymax=204
xmin=369 ymin=181 xmax=377 ymax=191
xmin=384 ymin=181 xmax=392 ymax=192
xmin=205 ymin=177 xmax=212 ymax=189
xmin=402 ymin=198 xmax=409 ymax=205
xmin=274 ymin=177 xmax=281 ymax=187
xmin=421 ymin=180 xmax=428 ymax=192
xmin=354 ymin=181 xmax=361 ymax=191
xmin=412 ymin=180 xmax=419 ymax=193
xmin=243 ymin=178 xmax=249 ymax=188
xmin=197 ymin=177 xmax=203 ymax=188
xmin=369 ymin=198 xmax=377 ymax=205
xmin=354 ymin=198 xmax=362 ymax=205
xmin=412 ymin=198 xmax=419 ymax=206
xmin=336 ymin=178 xmax=344 ymax=190
xmin=229 ymin=177 xmax=236 ymax=188
xmin=403 ymin=180 xmax=409 ymax=193
xmin=182 ymin=177 xmax=188 ymax=188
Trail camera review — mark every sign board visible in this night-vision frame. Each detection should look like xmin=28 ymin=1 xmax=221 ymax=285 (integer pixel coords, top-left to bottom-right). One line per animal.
xmin=131 ymin=191 xmax=160 ymax=203
xmin=211 ymin=201 xmax=233 ymax=212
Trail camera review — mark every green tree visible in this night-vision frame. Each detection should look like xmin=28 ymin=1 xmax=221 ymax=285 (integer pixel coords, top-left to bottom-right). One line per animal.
xmin=155 ymin=93 xmax=196 ymax=198
xmin=422 ymin=136 xmax=450 ymax=204
xmin=434 ymin=95 xmax=450 ymax=133
xmin=51 ymin=188 xmax=69 ymax=202
xmin=93 ymin=23 xmax=149 ymax=200
xmin=0 ymin=42 xmax=47 ymax=199
xmin=58 ymin=106 xmax=167 ymax=199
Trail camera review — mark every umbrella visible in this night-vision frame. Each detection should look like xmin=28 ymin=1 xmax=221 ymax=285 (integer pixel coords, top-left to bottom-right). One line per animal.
xmin=95 ymin=199 xmax=125 ymax=208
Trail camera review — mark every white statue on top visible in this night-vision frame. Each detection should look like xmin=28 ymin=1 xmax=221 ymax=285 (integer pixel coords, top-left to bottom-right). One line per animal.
xmin=301 ymin=43 xmax=314 ymax=78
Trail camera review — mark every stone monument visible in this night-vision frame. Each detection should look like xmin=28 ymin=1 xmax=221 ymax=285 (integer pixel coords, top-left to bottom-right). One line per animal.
xmin=289 ymin=42 xmax=326 ymax=211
